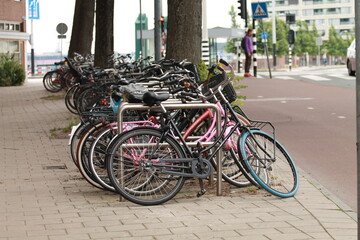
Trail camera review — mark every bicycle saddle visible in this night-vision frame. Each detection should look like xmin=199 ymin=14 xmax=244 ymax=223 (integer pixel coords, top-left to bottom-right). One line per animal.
xmin=142 ymin=91 xmax=170 ymax=107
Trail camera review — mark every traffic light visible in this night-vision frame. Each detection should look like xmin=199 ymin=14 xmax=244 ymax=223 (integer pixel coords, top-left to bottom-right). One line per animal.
xmin=160 ymin=16 xmax=165 ymax=33
xmin=237 ymin=0 xmax=247 ymax=19
xmin=288 ymin=30 xmax=295 ymax=44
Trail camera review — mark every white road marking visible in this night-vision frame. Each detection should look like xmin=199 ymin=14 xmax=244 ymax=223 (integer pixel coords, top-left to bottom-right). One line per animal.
xmin=302 ymin=75 xmax=330 ymax=81
xmin=274 ymin=76 xmax=295 ymax=80
xmin=327 ymin=74 xmax=355 ymax=80
xmin=245 ymin=97 xmax=313 ymax=102
xmin=337 ymin=116 xmax=346 ymax=119
xmin=307 ymin=107 xmax=314 ymax=110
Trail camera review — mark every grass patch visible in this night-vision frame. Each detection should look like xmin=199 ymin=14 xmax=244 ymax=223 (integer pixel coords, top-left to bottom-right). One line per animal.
xmin=49 ymin=118 xmax=80 ymax=138
xmin=245 ymin=185 xmax=259 ymax=195
xmin=41 ymin=94 xmax=64 ymax=100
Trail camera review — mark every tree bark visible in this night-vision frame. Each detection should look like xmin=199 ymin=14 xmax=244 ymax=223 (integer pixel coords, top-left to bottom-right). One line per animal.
xmin=94 ymin=0 xmax=114 ymax=68
xmin=68 ymin=0 xmax=95 ymax=59
xmin=166 ymin=0 xmax=202 ymax=64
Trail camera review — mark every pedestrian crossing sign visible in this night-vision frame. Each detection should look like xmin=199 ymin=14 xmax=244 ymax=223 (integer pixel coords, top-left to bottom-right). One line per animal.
xmin=251 ymin=2 xmax=268 ymax=19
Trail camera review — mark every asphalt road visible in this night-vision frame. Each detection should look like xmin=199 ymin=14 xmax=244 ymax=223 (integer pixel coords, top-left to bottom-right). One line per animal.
xmin=239 ymin=68 xmax=356 ymax=212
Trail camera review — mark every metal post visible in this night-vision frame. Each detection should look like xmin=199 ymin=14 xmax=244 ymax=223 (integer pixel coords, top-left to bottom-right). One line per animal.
xmin=201 ymin=0 xmax=210 ymax=66
xmin=318 ymin=45 xmax=320 ymax=66
xmin=237 ymin=46 xmax=241 ymax=73
xmin=60 ymin=38 xmax=63 ymax=59
xmin=154 ymin=0 xmax=161 ymax=61
xmin=31 ymin=20 xmax=35 ymax=76
xmin=139 ymin=0 xmax=143 ymax=57
xmin=264 ymin=40 xmax=272 ymax=78
xmin=355 ymin=0 xmax=360 ymax=227
xmin=272 ymin=0 xmax=276 ymax=68
xmin=289 ymin=44 xmax=292 ymax=71
xmin=252 ymin=19 xmax=257 ymax=77
xmin=117 ymin=101 xmax=223 ymax=196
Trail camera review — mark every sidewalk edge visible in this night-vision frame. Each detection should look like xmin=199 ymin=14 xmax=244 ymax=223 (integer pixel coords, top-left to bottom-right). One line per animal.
xmin=299 ymin=168 xmax=357 ymax=222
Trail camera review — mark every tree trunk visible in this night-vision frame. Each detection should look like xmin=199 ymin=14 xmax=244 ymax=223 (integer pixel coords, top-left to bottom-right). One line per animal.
xmin=68 ymin=0 xmax=95 ymax=59
xmin=166 ymin=0 xmax=202 ymax=64
xmin=94 ymin=0 xmax=114 ymax=68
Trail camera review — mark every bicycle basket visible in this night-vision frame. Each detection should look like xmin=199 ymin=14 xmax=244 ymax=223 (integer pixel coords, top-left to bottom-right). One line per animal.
xmin=202 ymin=73 xmax=237 ymax=103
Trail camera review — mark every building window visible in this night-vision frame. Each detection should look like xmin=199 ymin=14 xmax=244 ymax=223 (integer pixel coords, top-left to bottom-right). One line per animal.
xmin=0 ymin=22 xmax=21 ymax=32
xmin=288 ymin=0 xmax=299 ymax=4
xmin=314 ymin=9 xmax=323 ymax=15
xmin=341 ymin=7 xmax=351 ymax=14
xmin=327 ymin=8 xmax=339 ymax=14
xmin=329 ymin=18 xmax=340 ymax=25
xmin=303 ymin=9 xmax=313 ymax=16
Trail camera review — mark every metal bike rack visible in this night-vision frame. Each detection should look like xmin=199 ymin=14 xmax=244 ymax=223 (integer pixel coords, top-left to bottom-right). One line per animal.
xmin=117 ymin=101 xmax=224 ymax=196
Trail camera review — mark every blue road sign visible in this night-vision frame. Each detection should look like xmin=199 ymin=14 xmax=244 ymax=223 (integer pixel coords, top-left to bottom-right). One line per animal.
xmin=261 ymin=32 xmax=269 ymax=40
xmin=251 ymin=2 xmax=268 ymax=19
xmin=29 ymin=0 xmax=40 ymax=20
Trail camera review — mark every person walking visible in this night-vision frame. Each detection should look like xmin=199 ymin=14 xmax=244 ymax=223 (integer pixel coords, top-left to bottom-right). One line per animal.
xmin=243 ymin=28 xmax=254 ymax=77
xmin=322 ymin=53 xmax=327 ymax=65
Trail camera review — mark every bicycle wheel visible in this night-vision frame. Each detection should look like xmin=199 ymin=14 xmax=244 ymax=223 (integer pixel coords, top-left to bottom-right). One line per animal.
xmin=106 ymin=127 xmax=187 ymax=205
xmin=65 ymin=85 xmax=79 ymax=114
xmin=219 ymin=126 xmax=254 ymax=187
xmin=76 ymin=121 xmax=108 ymax=190
xmin=43 ymin=70 xmax=62 ymax=92
xmin=76 ymin=88 xmax=103 ymax=114
xmin=88 ymin=124 xmax=118 ymax=192
xmin=239 ymin=130 xmax=299 ymax=197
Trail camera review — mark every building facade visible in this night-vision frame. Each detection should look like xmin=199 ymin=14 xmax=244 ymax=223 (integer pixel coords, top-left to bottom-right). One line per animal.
xmin=257 ymin=0 xmax=355 ymax=39
xmin=0 ymin=0 xmax=29 ymax=67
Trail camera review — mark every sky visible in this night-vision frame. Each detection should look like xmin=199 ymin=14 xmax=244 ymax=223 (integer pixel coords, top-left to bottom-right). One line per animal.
xmin=26 ymin=0 xmax=243 ymax=55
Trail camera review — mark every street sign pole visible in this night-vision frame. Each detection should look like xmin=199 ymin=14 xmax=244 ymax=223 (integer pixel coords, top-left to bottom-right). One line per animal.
xmin=316 ymin=37 xmax=323 ymax=67
xmin=355 ymin=0 xmax=360 ymax=222
xmin=29 ymin=0 xmax=40 ymax=76
xmin=251 ymin=2 xmax=269 ymax=77
xmin=31 ymin=20 xmax=35 ymax=76
xmin=252 ymin=18 xmax=257 ymax=77
xmin=56 ymin=23 xmax=68 ymax=59
xmin=261 ymin=32 xmax=271 ymax=78
xmin=272 ymin=0 xmax=276 ymax=69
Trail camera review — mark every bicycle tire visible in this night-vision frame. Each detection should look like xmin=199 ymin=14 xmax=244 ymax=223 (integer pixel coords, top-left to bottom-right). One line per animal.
xmin=43 ymin=71 xmax=62 ymax=93
xmin=75 ymin=121 xmax=108 ymax=190
xmin=65 ymin=85 xmax=79 ymax=114
xmin=88 ymin=124 xmax=118 ymax=192
xmin=239 ymin=130 xmax=299 ymax=197
xmin=106 ymin=127 xmax=187 ymax=205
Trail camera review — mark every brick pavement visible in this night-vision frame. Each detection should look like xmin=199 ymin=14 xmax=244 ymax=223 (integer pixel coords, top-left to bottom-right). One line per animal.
xmin=0 ymin=78 xmax=357 ymax=240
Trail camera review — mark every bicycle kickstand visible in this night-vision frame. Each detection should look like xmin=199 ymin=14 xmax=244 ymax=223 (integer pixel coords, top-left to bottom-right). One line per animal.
xmin=197 ymin=179 xmax=207 ymax=197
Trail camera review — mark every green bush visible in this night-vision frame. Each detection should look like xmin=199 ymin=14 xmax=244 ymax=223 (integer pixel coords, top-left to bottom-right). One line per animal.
xmin=197 ymin=60 xmax=208 ymax=82
xmin=0 ymin=54 xmax=26 ymax=86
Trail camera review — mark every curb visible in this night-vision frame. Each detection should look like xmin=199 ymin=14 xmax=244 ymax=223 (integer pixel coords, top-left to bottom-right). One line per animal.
xmin=299 ymin=168 xmax=357 ymax=221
